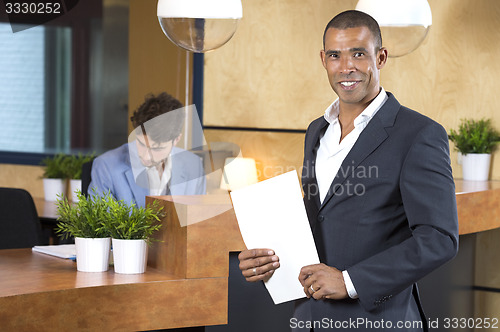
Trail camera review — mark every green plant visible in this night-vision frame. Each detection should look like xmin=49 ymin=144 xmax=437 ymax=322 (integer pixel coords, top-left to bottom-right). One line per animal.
xmin=40 ymin=154 xmax=68 ymax=179
xmin=448 ymin=118 xmax=500 ymax=154
xmin=102 ymin=196 xmax=164 ymax=245
xmin=55 ymin=190 xmax=110 ymax=239
xmin=64 ymin=153 xmax=96 ymax=179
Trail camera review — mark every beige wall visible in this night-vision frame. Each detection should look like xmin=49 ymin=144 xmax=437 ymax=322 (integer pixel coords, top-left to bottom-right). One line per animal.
xmin=203 ymin=0 xmax=500 ymax=181
xmin=128 ymin=0 xmax=192 ymax=133
xmin=0 ymin=164 xmax=45 ymax=198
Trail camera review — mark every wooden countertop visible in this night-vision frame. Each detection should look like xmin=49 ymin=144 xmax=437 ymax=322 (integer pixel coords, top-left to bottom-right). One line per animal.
xmin=1 ymin=195 xmax=243 ymax=332
xmin=5 ymin=181 xmax=500 ymax=331
xmin=455 ymin=180 xmax=500 ymax=235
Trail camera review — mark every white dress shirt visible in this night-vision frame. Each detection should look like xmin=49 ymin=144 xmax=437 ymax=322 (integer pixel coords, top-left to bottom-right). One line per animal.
xmin=315 ymin=88 xmax=388 ymax=299
xmin=146 ymin=156 xmax=173 ymax=196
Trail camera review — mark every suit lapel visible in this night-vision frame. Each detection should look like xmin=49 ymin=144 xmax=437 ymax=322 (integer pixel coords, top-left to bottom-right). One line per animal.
xmin=125 ymin=168 xmax=149 ymax=206
xmin=319 ymin=92 xmax=400 ymax=210
xmin=169 ymin=154 xmax=188 ymax=195
xmin=305 ymin=118 xmax=329 ymax=214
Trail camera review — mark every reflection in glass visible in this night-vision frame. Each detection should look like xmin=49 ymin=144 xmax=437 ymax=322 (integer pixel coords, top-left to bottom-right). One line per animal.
xmin=158 ymin=17 xmax=240 ymax=53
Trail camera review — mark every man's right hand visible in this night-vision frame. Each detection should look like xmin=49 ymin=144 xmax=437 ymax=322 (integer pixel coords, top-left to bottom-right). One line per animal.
xmin=238 ymin=249 xmax=280 ymax=282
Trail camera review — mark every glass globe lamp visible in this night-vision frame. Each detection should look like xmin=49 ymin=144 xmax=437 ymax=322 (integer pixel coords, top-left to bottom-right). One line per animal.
xmin=355 ymin=0 xmax=432 ymax=57
xmin=157 ymin=0 xmax=242 ymax=53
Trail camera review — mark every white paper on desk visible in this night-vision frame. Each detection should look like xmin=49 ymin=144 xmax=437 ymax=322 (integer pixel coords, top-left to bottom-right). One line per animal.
xmin=32 ymin=244 xmax=76 ymax=259
xmin=230 ymin=170 xmax=320 ymax=304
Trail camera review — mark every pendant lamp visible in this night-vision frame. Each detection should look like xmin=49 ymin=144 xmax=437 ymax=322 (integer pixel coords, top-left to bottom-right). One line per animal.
xmin=355 ymin=0 xmax=432 ymax=57
xmin=157 ymin=0 xmax=243 ymax=53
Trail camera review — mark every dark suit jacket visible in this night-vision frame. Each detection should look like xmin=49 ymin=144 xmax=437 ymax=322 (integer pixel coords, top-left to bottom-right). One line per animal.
xmin=297 ymin=92 xmax=459 ymax=331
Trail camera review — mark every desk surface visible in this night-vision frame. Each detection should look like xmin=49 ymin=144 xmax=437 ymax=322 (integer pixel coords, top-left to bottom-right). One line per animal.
xmin=4 ymin=182 xmax=500 ymax=331
xmin=0 ymin=248 xmax=227 ymax=331
xmin=1 ymin=194 xmax=241 ymax=331
xmin=0 ymin=249 xmax=177 ymax=298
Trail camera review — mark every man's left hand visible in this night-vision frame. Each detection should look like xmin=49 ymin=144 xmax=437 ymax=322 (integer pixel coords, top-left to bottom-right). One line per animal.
xmin=299 ymin=264 xmax=349 ymax=300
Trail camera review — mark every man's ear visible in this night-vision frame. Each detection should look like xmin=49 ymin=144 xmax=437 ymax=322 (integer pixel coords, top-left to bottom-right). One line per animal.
xmin=173 ymin=134 xmax=182 ymax=146
xmin=377 ymin=47 xmax=388 ymax=69
xmin=320 ymin=50 xmax=327 ymax=69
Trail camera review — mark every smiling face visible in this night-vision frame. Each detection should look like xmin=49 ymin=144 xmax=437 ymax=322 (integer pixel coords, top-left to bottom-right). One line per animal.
xmin=320 ymin=26 xmax=387 ymax=111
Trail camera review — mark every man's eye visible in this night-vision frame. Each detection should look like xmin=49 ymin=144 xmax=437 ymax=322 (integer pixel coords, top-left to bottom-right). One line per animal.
xmin=354 ymin=52 xmax=364 ymax=57
xmin=328 ymin=53 xmax=338 ymax=59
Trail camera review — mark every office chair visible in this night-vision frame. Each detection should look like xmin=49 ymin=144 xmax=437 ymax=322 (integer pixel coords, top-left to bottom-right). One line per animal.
xmin=81 ymin=159 xmax=94 ymax=197
xmin=0 ymin=187 xmax=42 ymax=249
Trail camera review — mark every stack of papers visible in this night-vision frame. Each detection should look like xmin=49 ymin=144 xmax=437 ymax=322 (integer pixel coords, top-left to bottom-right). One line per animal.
xmin=32 ymin=244 xmax=76 ymax=260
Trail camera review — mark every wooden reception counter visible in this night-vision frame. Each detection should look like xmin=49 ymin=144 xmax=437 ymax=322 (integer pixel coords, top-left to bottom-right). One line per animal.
xmin=1 ymin=181 xmax=500 ymax=331
xmin=455 ymin=180 xmax=500 ymax=234
xmin=0 ymin=195 xmax=245 ymax=332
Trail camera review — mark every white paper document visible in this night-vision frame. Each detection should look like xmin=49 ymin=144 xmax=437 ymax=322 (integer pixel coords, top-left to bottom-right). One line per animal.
xmin=230 ymin=171 xmax=320 ymax=304
xmin=32 ymin=244 xmax=76 ymax=259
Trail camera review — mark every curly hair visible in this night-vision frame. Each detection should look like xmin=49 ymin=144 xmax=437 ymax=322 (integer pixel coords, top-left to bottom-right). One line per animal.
xmin=130 ymin=92 xmax=185 ymax=143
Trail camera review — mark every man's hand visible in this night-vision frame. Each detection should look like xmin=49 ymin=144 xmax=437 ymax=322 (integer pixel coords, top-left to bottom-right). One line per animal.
xmin=238 ymin=249 xmax=280 ymax=282
xmin=299 ymin=263 xmax=349 ymax=300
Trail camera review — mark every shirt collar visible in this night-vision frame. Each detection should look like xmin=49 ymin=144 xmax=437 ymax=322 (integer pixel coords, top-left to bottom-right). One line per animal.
xmin=323 ymin=87 xmax=388 ymax=125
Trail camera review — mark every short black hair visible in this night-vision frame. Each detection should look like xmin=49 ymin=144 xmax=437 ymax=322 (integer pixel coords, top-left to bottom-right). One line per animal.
xmin=323 ymin=10 xmax=382 ymax=51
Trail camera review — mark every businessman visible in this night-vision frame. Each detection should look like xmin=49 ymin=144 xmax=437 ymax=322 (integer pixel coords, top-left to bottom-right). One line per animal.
xmin=89 ymin=92 xmax=206 ymax=207
xmin=238 ymin=10 xmax=458 ymax=331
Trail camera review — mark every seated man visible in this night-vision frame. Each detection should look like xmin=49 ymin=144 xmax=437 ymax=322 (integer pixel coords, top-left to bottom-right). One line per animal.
xmin=89 ymin=92 xmax=206 ymax=207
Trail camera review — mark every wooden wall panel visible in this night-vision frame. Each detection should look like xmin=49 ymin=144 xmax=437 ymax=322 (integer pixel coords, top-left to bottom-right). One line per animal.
xmin=203 ymin=0 xmax=357 ymax=130
xmin=0 ymin=165 xmax=44 ymax=198
xmin=381 ymin=0 xmax=500 ymax=180
xmin=203 ymin=0 xmax=500 ymax=180
xmin=204 ymin=129 xmax=304 ymax=181
xmin=128 ymin=0 xmax=191 ymax=133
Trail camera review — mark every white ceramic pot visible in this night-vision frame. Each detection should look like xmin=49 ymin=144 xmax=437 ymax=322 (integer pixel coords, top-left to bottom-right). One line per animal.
xmin=70 ymin=179 xmax=82 ymax=202
xmin=112 ymin=238 xmax=148 ymax=274
xmin=75 ymin=237 xmax=111 ymax=272
xmin=462 ymin=153 xmax=491 ymax=181
xmin=43 ymin=178 xmax=67 ymax=201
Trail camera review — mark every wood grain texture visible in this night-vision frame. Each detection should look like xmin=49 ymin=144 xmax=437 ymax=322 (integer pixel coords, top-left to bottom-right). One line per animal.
xmin=0 ymin=164 xmax=45 ymax=198
xmin=0 ymin=195 xmax=250 ymax=331
xmin=128 ymin=0 xmax=191 ymax=133
xmin=203 ymin=0 xmax=356 ymax=130
xmin=455 ymin=180 xmax=500 ymax=235
xmin=0 ymin=250 xmax=227 ymax=331
xmin=147 ymin=195 xmax=245 ymax=279
xmin=202 ymin=0 xmax=500 ymax=180
xmin=204 ymin=129 xmax=305 ymax=180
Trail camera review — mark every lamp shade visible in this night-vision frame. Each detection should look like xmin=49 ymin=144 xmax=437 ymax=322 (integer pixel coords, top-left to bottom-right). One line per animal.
xmin=220 ymin=158 xmax=258 ymax=191
xmin=157 ymin=0 xmax=242 ymax=19
xmin=157 ymin=0 xmax=242 ymax=53
xmin=355 ymin=0 xmax=432 ymax=57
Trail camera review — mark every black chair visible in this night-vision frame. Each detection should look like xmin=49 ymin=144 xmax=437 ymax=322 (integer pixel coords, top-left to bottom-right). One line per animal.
xmin=81 ymin=159 xmax=94 ymax=197
xmin=0 ymin=187 xmax=42 ymax=249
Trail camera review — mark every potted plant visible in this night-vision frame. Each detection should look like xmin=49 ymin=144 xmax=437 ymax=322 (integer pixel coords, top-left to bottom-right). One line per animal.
xmin=102 ymin=197 xmax=163 ymax=274
xmin=449 ymin=118 xmax=500 ymax=181
xmin=40 ymin=154 xmax=68 ymax=201
xmin=64 ymin=153 xmax=96 ymax=202
xmin=56 ymin=190 xmax=111 ymax=272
